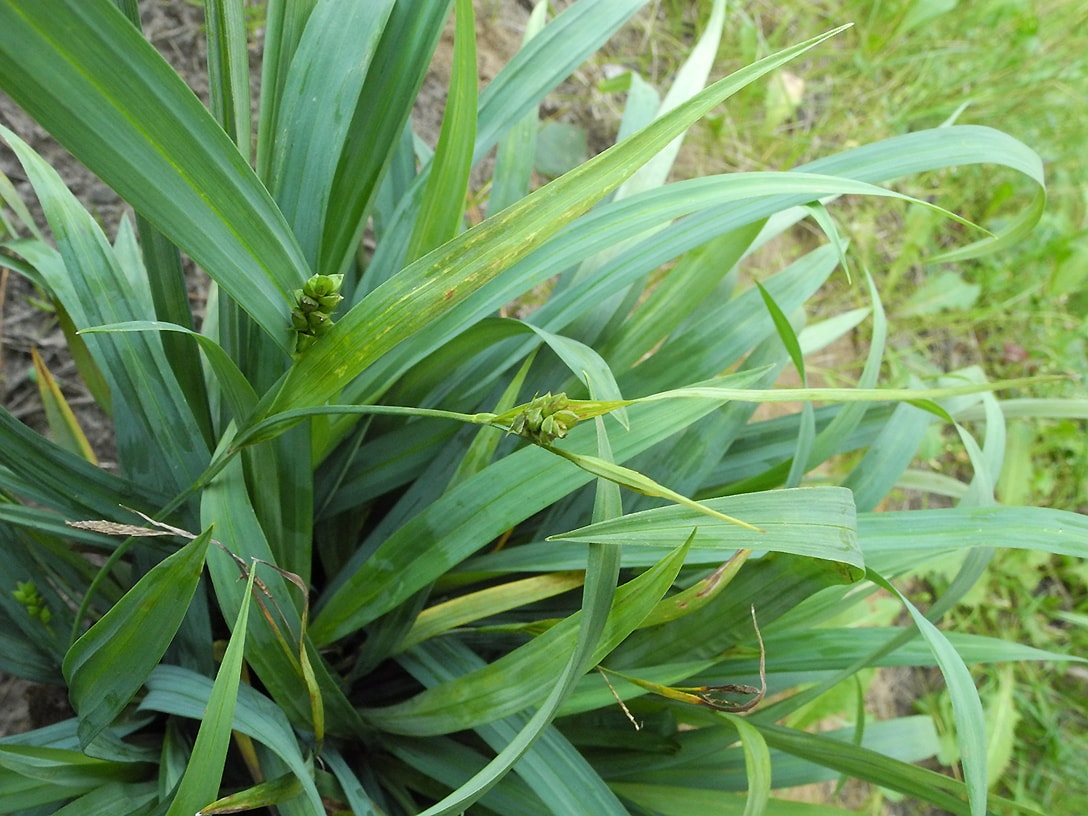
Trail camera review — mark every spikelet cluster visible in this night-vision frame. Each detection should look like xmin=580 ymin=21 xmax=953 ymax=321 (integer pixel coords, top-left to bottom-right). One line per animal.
xmin=291 ymin=274 xmax=344 ymax=353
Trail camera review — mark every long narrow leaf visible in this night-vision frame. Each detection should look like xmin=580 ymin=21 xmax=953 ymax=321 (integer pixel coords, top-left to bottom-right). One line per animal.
xmin=366 ymin=538 xmax=690 ymax=736
xmin=0 ymin=131 xmax=210 ymax=492
xmin=268 ymin=0 xmax=396 ymax=264
xmin=318 ymin=0 xmax=452 ymax=277
xmin=869 ymin=570 xmax=988 ymax=816
xmin=720 ymin=712 xmax=772 ymax=816
xmin=0 ymin=407 xmax=168 ymax=519
xmin=141 ymin=665 xmax=324 ymax=813
xmin=165 ymin=564 xmax=257 ymax=816
xmin=204 ymin=0 xmax=251 ymax=154
xmin=0 ymin=0 xmax=309 ymax=349
xmin=264 ymin=26 xmax=852 ymax=418
xmin=62 ymin=529 xmax=212 ymax=747
xmin=551 ymin=486 xmax=862 ymax=577
xmin=403 ymin=0 xmax=476 ymax=264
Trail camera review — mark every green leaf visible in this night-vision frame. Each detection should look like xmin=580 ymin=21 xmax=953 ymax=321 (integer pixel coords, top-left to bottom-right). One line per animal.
xmin=197 ymin=773 xmax=303 ymax=814
xmin=399 ymin=571 xmax=586 ymax=653
xmin=403 ymin=0 xmax=476 ymax=264
xmin=0 ymin=745 xmax=151 ymax=811
xmin=545 ymin=445 xmax=763 ymax=531
xmin=204 ymin=0 xmax=251 ymax=155
xmin=843 ymin=400 xmax=933 ymax=512
xmin=263 ymin=25 xmax=853 ymax=417
xmin=141 ymin=665 xmax=324 ymax=813
xmin=322 ymin=747 xmax=385 ymax=816
xmin=81 ymin=320 xmax=259 ymax=425
xmin=254 ymin=0 xmax=318 ymax=179
xmin=164 ymin=564 xmax=257 ymax=816
xmin=50 ymin=780 xmax=159 ymax=816
xmin=756 ymin=281 xmax=805 ymax=382
xmin=602 ymin=223 xmax=762 ymax=372
xmin=869 ymin=570 xmax=988 ymax=816
xmin=63 ymin=529 xmax=212 ymax=747
xmin=126 ymin=215 xmax=213 ymax=445
xmin=551 ymin=486 xmax=863 ymax=577
xmin=721 ymin=713 xmax=771 ymax=816
xmin=752 ymin=722 xmax=976 ymax=814
xmin=363 ymin=538 xmax=691 ymax=736
xmin=0 ymin=0 xmax=308 ymax=350
xmin=860 ymin=505 xmax=1088 ymax=570
xmin=0 ymin=405 xmax=169 ymax=520
xmin=0 ymin=131 xmax=209 ymax=492
xmin=318 ymin=0 xmax=451 ymax=276
xmin=268 ymin=0 xmax=396 ymax=265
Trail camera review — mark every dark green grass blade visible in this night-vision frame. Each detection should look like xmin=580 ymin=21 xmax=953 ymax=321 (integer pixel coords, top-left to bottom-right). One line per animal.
xmin=0 ymin=745 xmax=151 ymax=811
xmin=62 ymin=530 xmax=211 ymax=747
xmin=204 ymin=0 xmax=251 ymax=154
xmin=0 ymin=408 xmax=169 ymax=519
xmin=310 ymin=370 xmax=767 ymax=644
xmin=254 ymin=0 xmax=318 ymax=179
xmin=1 ymin=130 xmax=210 ymax=491
xmin=0 ymin=0 xmax=310 ymax=351
xmin=318 ymin=0 xmax=452 ymax=277
xmin=268 ymin=0 xmax=396 ymax=265
xmin=163 ymin=565 xmax=256 ymax=816
xmin=263 ymin=26 xmax=852 ymax=418
xmin=403 ymin=0 xmax=476 ymax=265
xmin=129 ymin=216 xmax=214 ymax=445
xmin=141 ymin=665 xmax=323 ymax=811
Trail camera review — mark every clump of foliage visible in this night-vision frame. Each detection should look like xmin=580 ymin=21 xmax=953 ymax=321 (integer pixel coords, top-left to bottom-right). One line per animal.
xmin=0 ymin=1 xmax=1084 ymax=815
xmin=643 ymin=1 xmax=1088 ymax=808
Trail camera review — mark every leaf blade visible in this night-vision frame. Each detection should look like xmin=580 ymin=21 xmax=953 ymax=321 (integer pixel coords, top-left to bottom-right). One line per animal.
xmin=62 ymin=530 xmax=212 ymax=747
xmin=0 ymin=0 xmax=308 ymax=349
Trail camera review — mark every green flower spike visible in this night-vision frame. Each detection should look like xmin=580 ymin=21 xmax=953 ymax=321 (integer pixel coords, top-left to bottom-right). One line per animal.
xmin=12 ymin=579 xmax=52 ymax=627
xmin=292 ymin=274 xmax=344 ymax=354
xmin=506 ymin=392 xmax=582 ymax=445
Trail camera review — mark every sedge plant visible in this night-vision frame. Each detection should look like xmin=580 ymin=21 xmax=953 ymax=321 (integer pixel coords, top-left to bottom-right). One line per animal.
xmin=0 ymin=1 xmax=1084 ymax=814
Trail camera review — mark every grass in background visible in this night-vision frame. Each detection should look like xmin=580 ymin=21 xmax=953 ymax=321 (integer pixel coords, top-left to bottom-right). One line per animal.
xmin=604 ymin=0 xmax=1087 ymax=810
